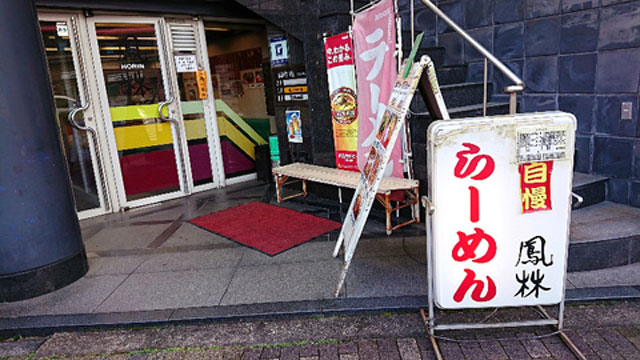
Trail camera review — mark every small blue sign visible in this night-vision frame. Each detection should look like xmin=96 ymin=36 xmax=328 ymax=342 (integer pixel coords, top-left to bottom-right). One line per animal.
xmin=270 ymin=36 xmax=289 ymax=66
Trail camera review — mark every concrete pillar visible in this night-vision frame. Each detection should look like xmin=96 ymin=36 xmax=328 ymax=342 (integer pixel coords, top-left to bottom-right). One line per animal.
xmin=0 ymin=0 xmax=87 ymax=301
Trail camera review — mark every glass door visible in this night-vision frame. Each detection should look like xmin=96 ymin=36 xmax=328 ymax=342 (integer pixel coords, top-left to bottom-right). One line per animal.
xmin=88 ymin=17 xmax=188 ymax=207
xmin=165 ymin=20 xmax=224 ymax=192
xmin=38 ymin=13 xmax=108 ymax=219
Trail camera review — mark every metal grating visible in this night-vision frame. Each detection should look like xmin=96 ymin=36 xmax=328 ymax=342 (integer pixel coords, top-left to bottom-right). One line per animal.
xmin=169 ymin=24 xmax=197 ymax=53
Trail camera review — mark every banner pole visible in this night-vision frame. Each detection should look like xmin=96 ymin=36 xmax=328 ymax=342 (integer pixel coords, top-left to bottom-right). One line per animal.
xmin=411 ymin=0 xmax=415 ymax=42
xmin=350 ymin=0 xmax=355 ymax=22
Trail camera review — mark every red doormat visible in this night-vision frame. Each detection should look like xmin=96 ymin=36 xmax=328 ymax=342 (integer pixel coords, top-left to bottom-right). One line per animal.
xmin=189 ymin=201 xmax=342 ymax=256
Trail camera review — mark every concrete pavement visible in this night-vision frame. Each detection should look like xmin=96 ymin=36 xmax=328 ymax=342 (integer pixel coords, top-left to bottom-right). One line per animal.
xmin=1 ymin=180 xmax=639 ymax=336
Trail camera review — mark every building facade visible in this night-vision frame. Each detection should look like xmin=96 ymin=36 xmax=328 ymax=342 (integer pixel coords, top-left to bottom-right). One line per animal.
xmin=1 ymin=0 xmax=639 ymax=300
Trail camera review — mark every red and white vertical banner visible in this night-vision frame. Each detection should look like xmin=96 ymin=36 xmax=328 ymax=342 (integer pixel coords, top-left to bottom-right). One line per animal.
xmin=428 ymin=112 xmax=576 ymax=309
xmin=325 ymin=33 xmax=359 ymax=171
xmin=353 ymin=0 xmax=401 ymax=177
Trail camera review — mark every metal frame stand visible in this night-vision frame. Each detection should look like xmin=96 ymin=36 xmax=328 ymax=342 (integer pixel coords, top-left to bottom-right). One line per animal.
xmin=420 ymin=196 xmax=586 ymax=360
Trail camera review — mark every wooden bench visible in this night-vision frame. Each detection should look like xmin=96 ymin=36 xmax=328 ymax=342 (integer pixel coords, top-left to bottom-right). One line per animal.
xmin=272 ymin=162 xmax=420 ymax=235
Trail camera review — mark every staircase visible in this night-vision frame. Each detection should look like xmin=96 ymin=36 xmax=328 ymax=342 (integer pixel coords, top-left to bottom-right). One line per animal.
xmin=406 ymin=43 xmax=640 ymax=276
xmin=405 ymin=44 xmax=509 ymax=191
xmin=234 ymin=0 xmax=639 ymax=276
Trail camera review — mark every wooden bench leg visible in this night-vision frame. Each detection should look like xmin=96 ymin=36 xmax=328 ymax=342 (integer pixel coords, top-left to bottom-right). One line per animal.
xmin=385 ymin=192 xmax=392 ymax=236
xmin=273 ymin=174 xmax=307 ymax=202
xmin=275 ymin=174 xmax=288 ymax=203
xmin=413 ymin=187 xmax=420 ymax=224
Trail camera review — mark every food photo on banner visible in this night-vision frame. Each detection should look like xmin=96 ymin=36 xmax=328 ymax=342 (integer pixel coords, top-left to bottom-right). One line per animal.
xmin=325 ymin=32 xmax=359 ymax=171
xmin=285 ymin=110 xmax=302 ymax=143
xmin=335 ymin=57 xmax=428 ymax=295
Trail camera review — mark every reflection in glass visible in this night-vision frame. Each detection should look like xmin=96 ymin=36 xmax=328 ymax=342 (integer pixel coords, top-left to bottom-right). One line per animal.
xmin=176 ymin=71 xmax=213 ymax=186
xmin=96 ymin=23 xmax=179 ymax=201
xmin=206 ymin=22 xmax=271 ymax=178
xmin=40 ymin=21 xmax=100 ymax=212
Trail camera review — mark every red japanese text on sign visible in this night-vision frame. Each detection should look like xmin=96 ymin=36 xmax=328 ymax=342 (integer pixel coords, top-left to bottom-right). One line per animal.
xmin=325 ymin=34 xmax=354 ymax=69
xmin=452 ymin=143 xmax=498 ymax=303
xmin=519 ymin=161 xmax=553 ymax=213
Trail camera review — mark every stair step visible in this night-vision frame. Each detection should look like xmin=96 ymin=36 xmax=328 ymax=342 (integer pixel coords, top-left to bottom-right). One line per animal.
xmin=440 ymin=82 xmax=492 ymax=108
xmin=436 ymin=65 xmax=467 ymax=85
xmin=568 ymin=201 xmax=640 ymax=272
xmin=409 ymin=102 xmax=509 ymax=142
xmin=572 ymin=173 xmax=608 ymax=208
xmin=414 ymin=47 xmax=445 ymax=68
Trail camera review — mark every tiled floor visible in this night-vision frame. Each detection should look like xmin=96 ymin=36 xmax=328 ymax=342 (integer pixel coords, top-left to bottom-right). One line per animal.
xmin=1 ymin=180 xmax=639 ymax=322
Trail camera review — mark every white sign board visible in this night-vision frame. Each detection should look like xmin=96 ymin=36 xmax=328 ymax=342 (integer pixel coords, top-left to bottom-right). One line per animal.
xmin=428 ymin=112 xmax=576 ymax=309
xmin=56 ymin=22 xmax=69 ymax=37
xmin=175 ymin=55 xmax=197 ymax=73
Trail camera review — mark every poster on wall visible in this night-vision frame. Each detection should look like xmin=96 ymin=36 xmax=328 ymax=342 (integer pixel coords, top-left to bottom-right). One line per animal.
xmin=352 ymin=0 xmax=402 ymax=177
xmin=286 ymin=110 xmax=302 ymax=143
xmin=334 ymin=57 xmax=429 ymax=296
xmin=324 ymin=32 xmax=359 ymax=171
xmin=428 ymin=112 xmax=576 ymax=309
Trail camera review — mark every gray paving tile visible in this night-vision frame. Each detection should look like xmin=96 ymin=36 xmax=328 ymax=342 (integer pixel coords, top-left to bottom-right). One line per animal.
xmin=94 ymin=269 xmax=235 ymax=313
xmin=345 ymin=256 xmax=427 ymax=298
xmin=135 ymin=248 xmax=244 ymax=273
xmin=567 ymin=263 xmax=640 ymax=288
xmin=160 ymin=223 xmax=233 ymax=248
xmin=127 ymin=204 xmax=186 ymax=222
xmin=80 ymin=223 xmax=105 ymax=242
xmin=194 ymin=199 xmax=264 ymax=218
xmin=84 ymin=224 xmax=168 ymax=251
xmin=239 ymin=241 xmax=336 ymax=266
xmin=220 ymin=260 xmax=343 ymax=305
xmin=87 ymin=255 xmax=149 ymax=276
xmin=0 ymin=275 xmax=126 ymax=317
xmin=353 ymin=236 xmax=425 ymax=259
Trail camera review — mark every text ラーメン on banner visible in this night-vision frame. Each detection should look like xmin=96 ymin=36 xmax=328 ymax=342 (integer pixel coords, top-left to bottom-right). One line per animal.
xmin=325 ymin=32 xmax=358 ymax=171
xmin=334 ymin=57 xmax=431 ymax=296
xmin=353 ymin=0 xmax=402 ymax=177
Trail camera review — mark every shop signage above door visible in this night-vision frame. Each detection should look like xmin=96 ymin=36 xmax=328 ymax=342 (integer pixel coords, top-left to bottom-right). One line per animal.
xmin=120 ymin=63 xmax=145 ymax=70
xmin=175 ymin=55 xmax=197 ymax=73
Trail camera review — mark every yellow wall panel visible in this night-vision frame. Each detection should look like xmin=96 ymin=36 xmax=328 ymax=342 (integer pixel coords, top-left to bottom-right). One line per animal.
xmin=217 ymin=116 xmax=255 ymax=159
xmin=184 ymin=119 xmax=207 ymax=141
xmin=114 ymin=123 xmax=173 ymax=151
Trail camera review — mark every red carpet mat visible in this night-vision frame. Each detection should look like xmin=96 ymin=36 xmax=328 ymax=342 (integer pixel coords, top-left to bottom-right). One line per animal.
xmin=189 ymin=202 xmax=342 ymax=256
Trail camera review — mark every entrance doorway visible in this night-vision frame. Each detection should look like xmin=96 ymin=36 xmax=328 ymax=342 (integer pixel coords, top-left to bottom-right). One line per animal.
xmin=39 ymin=13 xmax=109 ymax=219
xmin=88 ymin=16 xmax=223 ymax=209
xmin=204 ymin=21 xmax=273 ymax=182
xmin=38 ymin=12 xmax=226 ymax=216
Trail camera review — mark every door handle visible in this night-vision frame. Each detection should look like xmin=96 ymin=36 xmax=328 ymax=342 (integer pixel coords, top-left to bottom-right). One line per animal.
xmin=62 ymin=97 xmax=110 ymax=212
xmin=158 ymin=96 xmax=178 ymax=125
xmin=67 ymin=103 xmax=95 ymax=136
xmin=158 ymin=96 xmax=188 ymax=189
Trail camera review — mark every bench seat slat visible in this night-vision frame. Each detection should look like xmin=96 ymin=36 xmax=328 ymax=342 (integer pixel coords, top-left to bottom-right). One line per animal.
xmin=272 ymin=163 xmax=418 ymax=192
